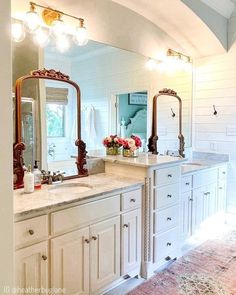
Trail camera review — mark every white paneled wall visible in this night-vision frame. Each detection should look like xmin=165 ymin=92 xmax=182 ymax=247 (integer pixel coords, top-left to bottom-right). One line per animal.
xmin=194 ymin=50 xmax=236 ymax=215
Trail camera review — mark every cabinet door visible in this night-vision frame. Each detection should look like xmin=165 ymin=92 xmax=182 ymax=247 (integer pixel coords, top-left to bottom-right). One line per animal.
xmin=218 ymin=180 xmax=227 ymax=213
xmin=192 ymin=187 xmax=205 ymax=232
xmin=208 ymin=183 xmax=217 ymax=216
xmin=90 ymin=216 xmax=120 ymax=293
xmin=180 ymin=192 xmax=192 ymax=240
xmin=15 ymin=241 xmax=48 ymax=292
xmin=51 ymin=227 xmax=90 ymax=295
xmin=121 ymin=209 xmax=141 ymax=275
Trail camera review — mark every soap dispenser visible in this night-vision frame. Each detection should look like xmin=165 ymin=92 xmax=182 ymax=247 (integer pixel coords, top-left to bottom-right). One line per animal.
xmin=24 ymin=165 xmax=34 ymax=194
xmin=33 ymin=160 xmax=42 ymax=189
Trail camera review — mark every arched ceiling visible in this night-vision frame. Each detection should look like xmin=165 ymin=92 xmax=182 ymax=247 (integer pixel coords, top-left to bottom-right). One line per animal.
xmin=112 ymin=0 xmax=233 ymax=57
xmin=11 ymin=0 xmax=236 ymax=58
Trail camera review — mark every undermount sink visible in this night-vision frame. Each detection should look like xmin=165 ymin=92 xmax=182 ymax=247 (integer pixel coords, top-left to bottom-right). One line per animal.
xmin=182 ymin=162 xmax=204 ymax=166
xmin=49 ymin=183 xmax=93 ymax=194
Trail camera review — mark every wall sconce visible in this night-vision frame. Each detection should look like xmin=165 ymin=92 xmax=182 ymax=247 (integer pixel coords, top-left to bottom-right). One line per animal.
xmin=12 ymin=1 xmax=88 ymax=52
xmin=166 ymin=49 xmax=192 ymax=72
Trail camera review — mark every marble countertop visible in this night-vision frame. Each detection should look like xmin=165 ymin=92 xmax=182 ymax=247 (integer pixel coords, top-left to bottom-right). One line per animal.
xmin=181 ymin=158 xmax=228 ymax=174
xmin=14 ymin=173 xmax=143 ymax=220
xmin=100 ymin=153 xmax=186 ymax=168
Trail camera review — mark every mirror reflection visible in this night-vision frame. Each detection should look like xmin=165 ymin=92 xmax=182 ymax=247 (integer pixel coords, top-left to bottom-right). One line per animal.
xmin=13 ymin=38 xmax=193 ymax=176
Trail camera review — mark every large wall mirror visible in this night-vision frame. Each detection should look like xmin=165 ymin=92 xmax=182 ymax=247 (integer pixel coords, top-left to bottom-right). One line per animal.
xmin=12 ymin=30 xmax=193 ymax=178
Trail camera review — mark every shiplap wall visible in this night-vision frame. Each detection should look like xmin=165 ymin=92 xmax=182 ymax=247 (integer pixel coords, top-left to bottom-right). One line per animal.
xmin=194 ymin=50 xmax=236 ymax=216
xmin=71 ymin=47 xmax=192 ymax=152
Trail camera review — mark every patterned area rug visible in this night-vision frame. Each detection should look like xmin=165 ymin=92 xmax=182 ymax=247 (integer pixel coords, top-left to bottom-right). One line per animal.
xmin=128 ymin=230 xmax=236 ymax=295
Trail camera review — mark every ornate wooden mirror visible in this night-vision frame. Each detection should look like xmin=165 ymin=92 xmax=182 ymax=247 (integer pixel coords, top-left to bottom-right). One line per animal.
xmin=13 ymin=68 xmax=88 ymax=189
xmin=148 ymin=88 xmax=185 ymax=157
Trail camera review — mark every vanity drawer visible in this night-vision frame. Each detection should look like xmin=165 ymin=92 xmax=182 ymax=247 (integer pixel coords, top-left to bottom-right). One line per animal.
xmin=218 ymin=166 xmax=227 ymax=180
xmin=181 ymin=175 xmax=192 ymax=192
xmin=121 ymin=189 xmax=142 ymax=211
xmin=153 ymin=227 xmax=179 ymax=263
xmin=155 ymin=166 xmax=180 ymax=187
xmin=154 ymin=183 xmax=180 ymax=209
xmin=193 ymin=169 xmax=217 ymax=188
xmin=15 ymin=215 xmax=49 ymax=249
xmin=51 ymin=195 xmax=120 ymax=235
xmin=154 ymin=205 xmax=179 ymax=234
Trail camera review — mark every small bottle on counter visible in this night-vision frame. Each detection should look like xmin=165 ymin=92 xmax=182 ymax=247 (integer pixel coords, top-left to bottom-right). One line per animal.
xmin=33 ymin=160 xmax=42 ymax=189
xmin=24 ymin=165 xmax=34 ymax=194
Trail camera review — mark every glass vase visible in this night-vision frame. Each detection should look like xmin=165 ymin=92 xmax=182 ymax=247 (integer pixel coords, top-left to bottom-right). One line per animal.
xmin=106 ymin=146 xmax=119 ymax=155
xmin=122 ymin=148 xmax=139 ymax=158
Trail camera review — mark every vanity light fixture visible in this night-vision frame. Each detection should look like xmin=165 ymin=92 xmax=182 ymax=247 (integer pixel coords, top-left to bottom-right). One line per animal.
xmin=166 ymin=48 xmax=192 ymax=72
xmin=12 ymin=1 xmax=89 ymax=51
xmin=12 ymin=22 xmax=26 ymax=42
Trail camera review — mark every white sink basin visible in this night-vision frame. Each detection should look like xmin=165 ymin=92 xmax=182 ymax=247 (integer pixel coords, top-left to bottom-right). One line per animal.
xmin=49 ymin=183 xmax=93 ymax=194
xmin=182 ymin=162 xmax=204 ymax=166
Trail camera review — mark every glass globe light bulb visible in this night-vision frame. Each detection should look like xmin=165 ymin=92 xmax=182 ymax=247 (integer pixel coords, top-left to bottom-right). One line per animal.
xmin=12 ymin=23 xmax=26 ymax=42
xmin=55 ymin=34 xmax=71 ymax=53
xmin=145 ymin=59 xmax=157 ymax=70
xmin=73 ymin=26 xmax=88 ymax=46
xmin=24 ymin=10 xmax=41 ymax=33
xmin=51 ymin=18 xmax=65 ymax=37
xmin=33 ymin=28 xmax=50 ymax=48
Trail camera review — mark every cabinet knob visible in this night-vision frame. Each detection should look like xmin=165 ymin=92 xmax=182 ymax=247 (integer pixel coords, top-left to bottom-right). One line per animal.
xmin=42 ymin=255 xmax=47 ymax=261
xmin=166 ymin=242 xmax=172 ymax=247
xmin=204 ymin=192 xmax=208 ymax=196
xmin=189 ymin=198 xmax=193 ymax=201
xmin=167 ymin=194 xmax=172 ymax=198
xmin=84 ymin=238 xmax=90 ymax=244
xmin=28 ymin=229 xmax=34 ymax=235
xmin=185 ymin=182 xmax=190 ymax=185
xmin=165 ymin=256 xmax=171 ymax=261
xmin=167 ymin=174 xmax=172 ymax=178
xmin=130 ymin=198 xmax=136 ymax=202
xmin=167 ymin=217 xmax=172 ymax=221
xmin=222 ymin=171 xmax=226 ymax=175
xmin=123 ymin=224 xmax=129 ymax=228
xmin=219 ymin=187 xmax=223 ymax=190
xmin=92 ymin=236 xmax=97 ymax=240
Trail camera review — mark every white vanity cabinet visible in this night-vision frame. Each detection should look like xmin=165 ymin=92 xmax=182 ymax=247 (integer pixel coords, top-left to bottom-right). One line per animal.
xmin=152 ymin=165 xmax=181 ymax=268
xmin=15 ymin=241 xmax=49 ymax=292
xmin=104 ymin=157 xmax=184 ymax=278
xmin=180 ymin=164 xmax=227 ymax=243
xmin=14 ymin=186 xmax=142 ymax=295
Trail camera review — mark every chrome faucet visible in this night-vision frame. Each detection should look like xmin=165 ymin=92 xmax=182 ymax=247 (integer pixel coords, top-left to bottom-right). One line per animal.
xmin=41 ymin=170 xmax=65 ymax=185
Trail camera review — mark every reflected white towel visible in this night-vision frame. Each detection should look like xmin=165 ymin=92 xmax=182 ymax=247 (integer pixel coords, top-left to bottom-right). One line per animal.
xmin=86 ymin=106 xmax=97 ymax=142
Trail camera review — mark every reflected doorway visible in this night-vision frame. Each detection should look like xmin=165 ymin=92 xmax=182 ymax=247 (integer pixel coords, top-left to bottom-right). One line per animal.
xmin=115 ymin=91 xmax=148 ymax=151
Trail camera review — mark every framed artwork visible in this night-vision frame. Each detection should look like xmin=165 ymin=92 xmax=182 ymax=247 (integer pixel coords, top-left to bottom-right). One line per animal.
xmin=128 ymin=92 xmax=147 ymax=106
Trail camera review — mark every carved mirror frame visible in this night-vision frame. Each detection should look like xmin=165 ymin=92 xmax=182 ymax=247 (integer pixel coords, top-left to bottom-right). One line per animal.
xmin=148 ymin=88 xmax=185 ymax=157
xmin=13 ymin=68 xmax=88 ymax=189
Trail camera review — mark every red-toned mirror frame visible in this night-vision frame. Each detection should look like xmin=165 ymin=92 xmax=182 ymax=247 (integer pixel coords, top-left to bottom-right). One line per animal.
xmin=13 ymin=68 xmax=88 ymax=189
xmin=148 ymin=88 xmax=185 ymax=157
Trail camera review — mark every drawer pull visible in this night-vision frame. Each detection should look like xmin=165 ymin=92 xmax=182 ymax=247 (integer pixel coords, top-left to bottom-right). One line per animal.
xmin=222 ymin=171 xmax=226 ymax=175
xmin=165 ymin=256 xmax=171 ymax=261
xmin=166 ymin=242 xmax=172 ymax=247
xmin=219 ymin=187 xmax=223 ymax=190
xmin=167 ymin=194 xmax=172 ymax=198
xmin=28 ymin=229 xmax=34 ymax=235
xmin=167 ymin=217 xmax=172 ymax=221
xmin=92 ymin=236 xmax=97 ymax=241
xmin=84 ymin=239 xmax=90 ymax=244
xmin=42 ymin=255 xmax=47 ymax=261
xmin=130 ymin=198 xmax=136 ymax=202
xmin=185 ymin=182 xmax=190 ymax=185
xmin=123 ymin=224 xmax=129 ymax=228
xmin=167 ymin=174 xmax=172 ymax=178
xmin=189 ymin=198 xmax=193 ymax=201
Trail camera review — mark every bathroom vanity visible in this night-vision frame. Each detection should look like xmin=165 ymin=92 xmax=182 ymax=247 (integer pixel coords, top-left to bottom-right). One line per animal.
xmin=14 ymin=174 xmax=143 ymax=295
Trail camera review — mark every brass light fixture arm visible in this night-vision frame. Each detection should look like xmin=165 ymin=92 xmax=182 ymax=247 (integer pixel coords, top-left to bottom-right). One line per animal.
xmin=29 ymin=1 xmax=85 ymax=24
